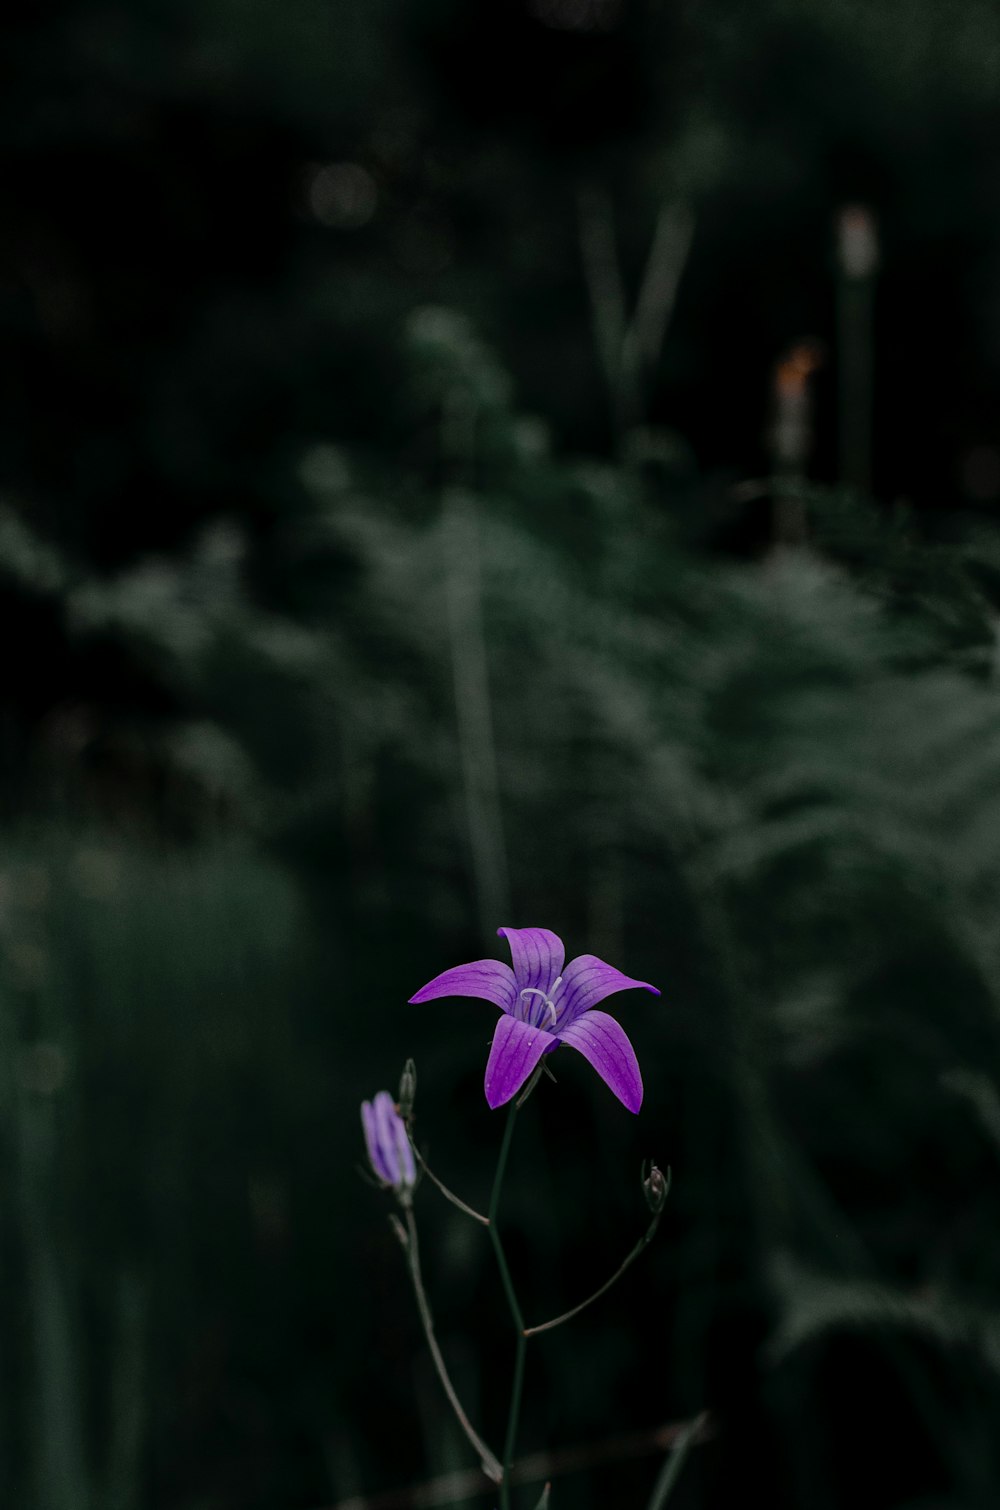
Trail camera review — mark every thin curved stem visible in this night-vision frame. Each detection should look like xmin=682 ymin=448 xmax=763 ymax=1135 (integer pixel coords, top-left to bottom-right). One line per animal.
xmin=409 ymin=1138 xmax=490 ymax=1226
xmin=524 ymin=1212 xmax=663 ymax=1338
xmin=398 ymin=1207 xmax=503 ymax=1485
xmin=488 ymin=1104 xmax=527 ymax=1509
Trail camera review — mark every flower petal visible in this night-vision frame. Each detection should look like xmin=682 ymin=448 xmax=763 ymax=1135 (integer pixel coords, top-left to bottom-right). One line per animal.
xmin=390 ymin=1105 xmax=416 ymax=1188
xmin=361 ymin=1100 xmax=386 ymax=1181
xmin=497 ymin=927 xmax=565 ymax=997
xmin=555 ymin=953 xmax=659 ymax=1027
xmin=409 ymin=958 xmax=517 ymax=1013
xmin=362 ymin=1092 xmax=400 ymax=1184
xmin=484 ymin=1013 xmax=557 ymax=1109
xmin=556 ymin=1010 xmax=644 ymax=1113
xmin=371 ymin=1090 xmax=416 ymax=1189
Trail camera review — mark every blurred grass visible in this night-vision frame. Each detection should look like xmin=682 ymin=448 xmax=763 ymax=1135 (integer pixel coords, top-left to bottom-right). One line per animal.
xmin=6 ymin=46 xmax=1000 ymax=1488
xmin=0 ymin=832 xmax=311 ymax=1508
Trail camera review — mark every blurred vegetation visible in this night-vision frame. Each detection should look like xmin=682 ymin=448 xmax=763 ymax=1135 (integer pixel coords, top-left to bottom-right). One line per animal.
xmin=5 ymin=1 xmax=1000 ymax=1507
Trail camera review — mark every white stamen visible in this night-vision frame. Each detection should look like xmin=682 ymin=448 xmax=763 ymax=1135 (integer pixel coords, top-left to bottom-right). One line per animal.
xmin=519 ymin=986 xmax=559 ymax=1030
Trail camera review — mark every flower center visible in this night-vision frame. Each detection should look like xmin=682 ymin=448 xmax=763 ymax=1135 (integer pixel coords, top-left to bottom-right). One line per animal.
xmin=519 ymin=976 xmax=563 ymax=1030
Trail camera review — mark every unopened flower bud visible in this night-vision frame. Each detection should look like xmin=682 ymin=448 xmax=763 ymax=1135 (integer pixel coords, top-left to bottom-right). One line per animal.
xmin=361 ymin=1090 xmax=416 ymax=1197
xmin=398 ymin=1058 xmax=417 ymax=1120
xmin=642 ymin=1160 xmax=671 ymax=1214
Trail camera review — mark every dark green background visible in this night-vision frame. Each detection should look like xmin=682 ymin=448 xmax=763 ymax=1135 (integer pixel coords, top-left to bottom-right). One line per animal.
xmin=4 ymin=1 xmax=1000 ymax=1506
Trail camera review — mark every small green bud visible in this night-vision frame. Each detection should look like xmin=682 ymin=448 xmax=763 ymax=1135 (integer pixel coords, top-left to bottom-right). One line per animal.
xmin=398 ymin=1058 xmax=417 ymax=1120
xmin=642 ymin=1160 xmax=671 ymax=1214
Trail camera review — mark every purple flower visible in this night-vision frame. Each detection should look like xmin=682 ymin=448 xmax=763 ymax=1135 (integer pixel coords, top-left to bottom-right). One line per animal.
xmin=361 ymin=1090 xmax=416 ymax=1192
xmin=409 ymin=927 xmax=660 ymax=1113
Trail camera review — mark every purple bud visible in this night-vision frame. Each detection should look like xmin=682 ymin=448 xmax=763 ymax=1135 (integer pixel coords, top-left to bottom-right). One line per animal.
xmin=642 ymin=1160 xmax=670 ymax=1214
xmin=361 ymin=1090 xmax=416 ymax=1194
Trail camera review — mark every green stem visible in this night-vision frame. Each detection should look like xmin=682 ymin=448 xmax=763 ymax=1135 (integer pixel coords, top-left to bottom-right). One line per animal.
xmin=398 ymin=1207 xmax=503 ymax=1485
xmin=524 ymin=1212 xmax=663 ymax=1337
xmin=489 ymin=1104 xmax=527 ymax=1509
xmin=837 ymin=273 xmax=874 ymax=493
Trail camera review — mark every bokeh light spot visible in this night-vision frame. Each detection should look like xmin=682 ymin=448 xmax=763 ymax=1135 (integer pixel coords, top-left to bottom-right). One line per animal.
xmin=306 ymin=162 xmax=377 ymax=229
xmin=526 ymin=0 xmax=624 ymax=32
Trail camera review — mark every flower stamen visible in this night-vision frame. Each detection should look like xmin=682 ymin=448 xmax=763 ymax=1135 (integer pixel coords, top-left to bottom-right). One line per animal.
xmin=519 ymin=987 xmax=559 ymax=1029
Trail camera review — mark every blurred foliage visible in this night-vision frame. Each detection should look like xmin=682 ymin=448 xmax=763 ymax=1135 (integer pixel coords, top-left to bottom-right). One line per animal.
xmin=5 ymin=1 xmax=1000 ymax=1508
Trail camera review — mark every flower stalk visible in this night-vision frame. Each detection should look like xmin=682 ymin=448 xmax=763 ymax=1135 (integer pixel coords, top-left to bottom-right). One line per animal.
xmin=524 ymin=1166 xmax=670 ymax=1338
xmin=408 ymin=1136 xmax=490 ymax=1227
xmin=394 ymin=1209 xmax=503 ymax=1486
xmin=524 ymin=1214 xmax=661 ymax=1338
xmin=488 ymin=1102 xmax=528 ymax=1509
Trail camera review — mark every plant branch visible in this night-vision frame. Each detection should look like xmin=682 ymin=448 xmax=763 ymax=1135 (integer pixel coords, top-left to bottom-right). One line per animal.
xmin=409 ymin=1138 xmax=490 ymax=1227
xmin=524 ymin=1212 xmax=663 ymax=1337
xmin=396 ymin=1209 xmax=502 ymax=1485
